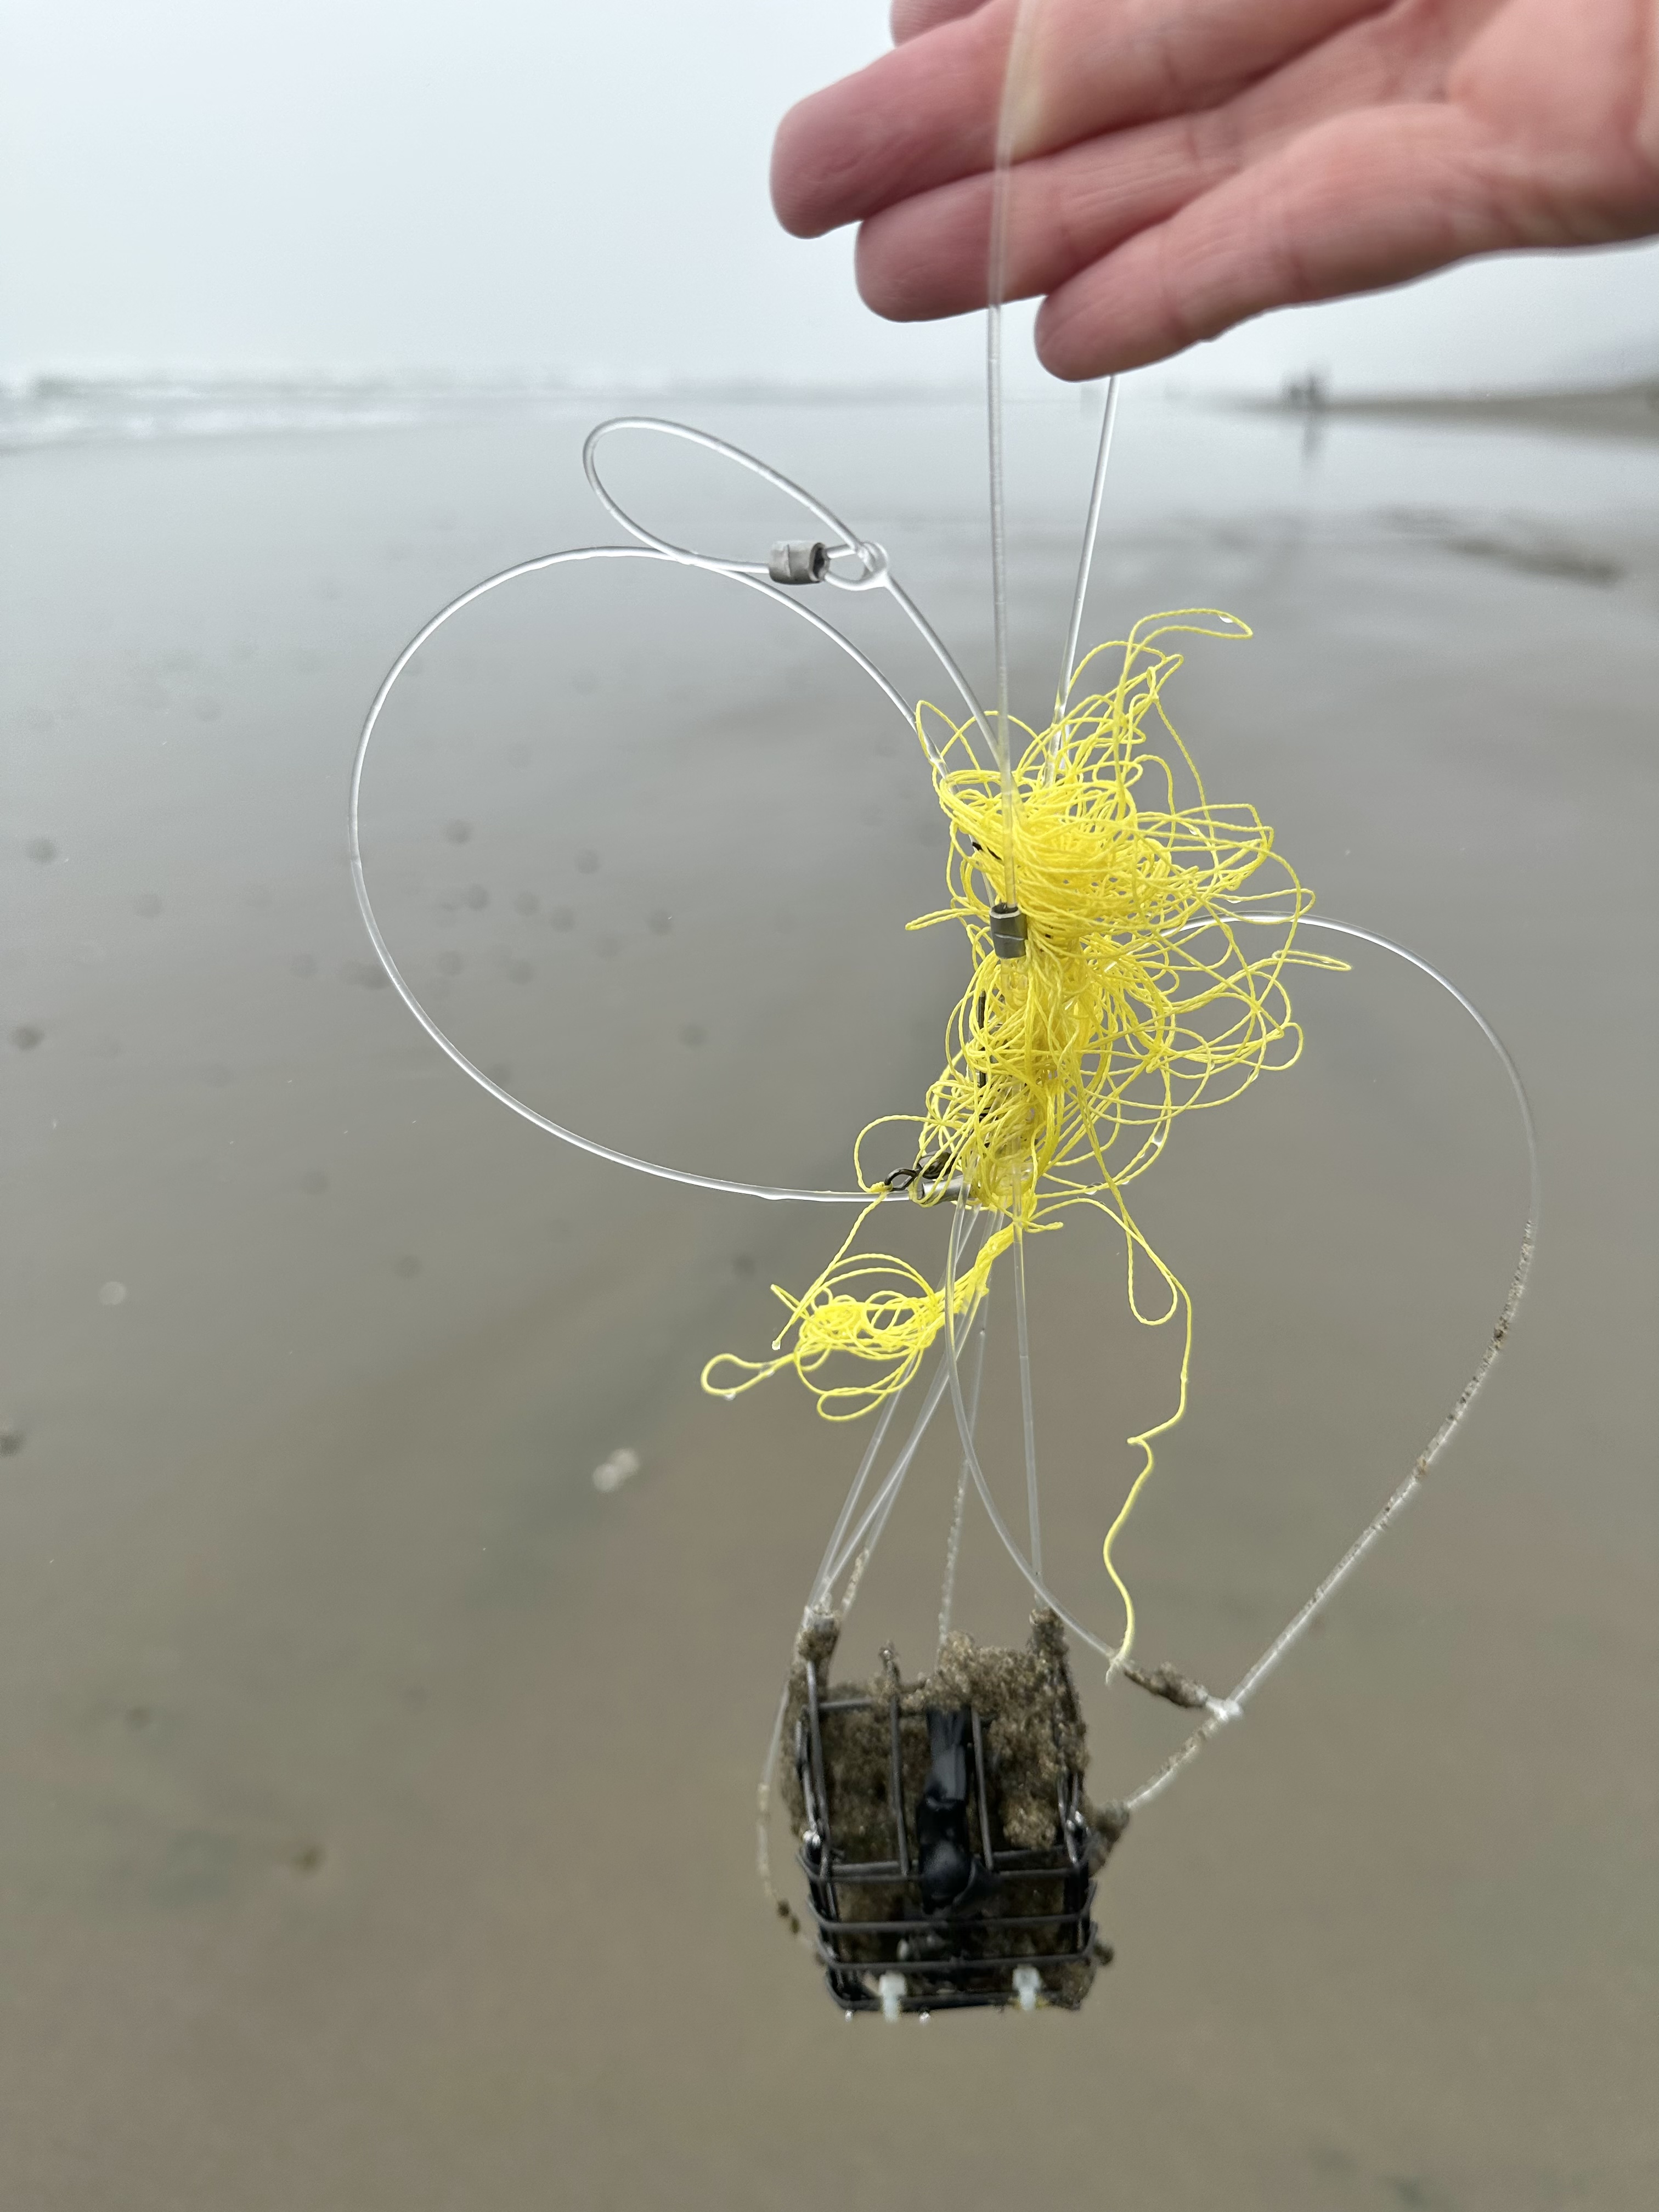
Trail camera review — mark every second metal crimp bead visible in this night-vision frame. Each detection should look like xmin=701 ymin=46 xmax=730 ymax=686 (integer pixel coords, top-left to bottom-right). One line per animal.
xmin=988 ymin=901 xmax=1028 ymax=960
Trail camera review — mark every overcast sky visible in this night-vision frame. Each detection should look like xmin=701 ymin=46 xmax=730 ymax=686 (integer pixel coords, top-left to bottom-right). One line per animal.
xmin=4 ymin=0 xmax=1657 ymax=394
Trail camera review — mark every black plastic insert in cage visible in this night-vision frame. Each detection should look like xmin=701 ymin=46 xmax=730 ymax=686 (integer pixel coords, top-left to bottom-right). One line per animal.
xmin=788 ymin=1613 xmax=1121 ymax=2016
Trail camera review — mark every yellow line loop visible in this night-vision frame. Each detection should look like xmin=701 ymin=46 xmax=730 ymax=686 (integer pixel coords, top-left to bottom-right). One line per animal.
xmin=704 ymin=613 xmax=1346 ymax=1639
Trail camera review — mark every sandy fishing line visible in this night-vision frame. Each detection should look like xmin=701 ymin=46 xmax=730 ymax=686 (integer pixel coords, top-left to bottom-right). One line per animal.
xmin=349 ymin=0 xmax=1539 ymax=2008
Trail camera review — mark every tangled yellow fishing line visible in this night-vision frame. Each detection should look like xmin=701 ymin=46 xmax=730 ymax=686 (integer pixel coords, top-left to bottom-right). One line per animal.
xmin=703 ymin=611 xmax=1344 ymax=1646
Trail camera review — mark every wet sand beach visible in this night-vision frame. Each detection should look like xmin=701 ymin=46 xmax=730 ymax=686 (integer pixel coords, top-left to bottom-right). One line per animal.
xmin=1248 ymin=379 xmax=1659 ymax=445
xmin=3 ymin=392 xmax=1656 ymax=2209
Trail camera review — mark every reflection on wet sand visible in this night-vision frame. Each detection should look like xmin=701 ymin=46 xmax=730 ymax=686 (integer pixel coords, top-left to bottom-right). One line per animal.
xmin=2 ymin=399 xmax=1655 ymax=2210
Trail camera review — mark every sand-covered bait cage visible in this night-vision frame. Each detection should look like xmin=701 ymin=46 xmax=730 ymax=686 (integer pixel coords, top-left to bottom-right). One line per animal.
xmin=782 ymin=1610 xmax=1127 ymax=2015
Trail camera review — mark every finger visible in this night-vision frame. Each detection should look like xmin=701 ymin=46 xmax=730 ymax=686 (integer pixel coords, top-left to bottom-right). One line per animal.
xmin=772 ymin=0 xmax=1376 ymax=239
xmin=891 ymin=0 xmax=987 ymax=44
xmin=854 ymin=0 xmax=1459 ymax=321
xmin=1032 ymin=104 xmax=1534 ymax=377
xmin=856 ymin=111 xmax=1232 ymax=320
xmin=773 ymin=2 xmax=1011 ymax=238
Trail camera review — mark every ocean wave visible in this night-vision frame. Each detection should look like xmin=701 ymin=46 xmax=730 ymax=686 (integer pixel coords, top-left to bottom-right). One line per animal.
xmin=0 ymin=375 xmax=583 ymax=453
xmin=0 ymin=373 xmax=977 ymax=454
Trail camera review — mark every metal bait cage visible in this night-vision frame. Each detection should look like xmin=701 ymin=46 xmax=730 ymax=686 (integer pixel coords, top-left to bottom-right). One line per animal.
xmin=787 ymin=1611 xmax=1124 ymax=2016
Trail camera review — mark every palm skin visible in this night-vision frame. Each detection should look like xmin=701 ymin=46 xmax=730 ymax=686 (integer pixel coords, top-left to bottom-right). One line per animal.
xmin=771 ymin=0 xmax=1659 ymax=377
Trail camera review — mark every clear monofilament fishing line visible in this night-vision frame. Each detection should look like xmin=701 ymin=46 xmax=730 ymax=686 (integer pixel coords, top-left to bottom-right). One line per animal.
xmin=351 ymin=0 xmax=1539 ymax=1942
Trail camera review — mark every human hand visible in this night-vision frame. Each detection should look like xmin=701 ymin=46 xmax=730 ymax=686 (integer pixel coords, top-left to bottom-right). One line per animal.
xmin=771 ymin=0 xmax=1659 ymax=376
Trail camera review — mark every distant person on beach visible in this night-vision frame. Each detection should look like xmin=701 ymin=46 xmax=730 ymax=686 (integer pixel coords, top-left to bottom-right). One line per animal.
xmin=771 ymin=0 xmax=1659 ymax=376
